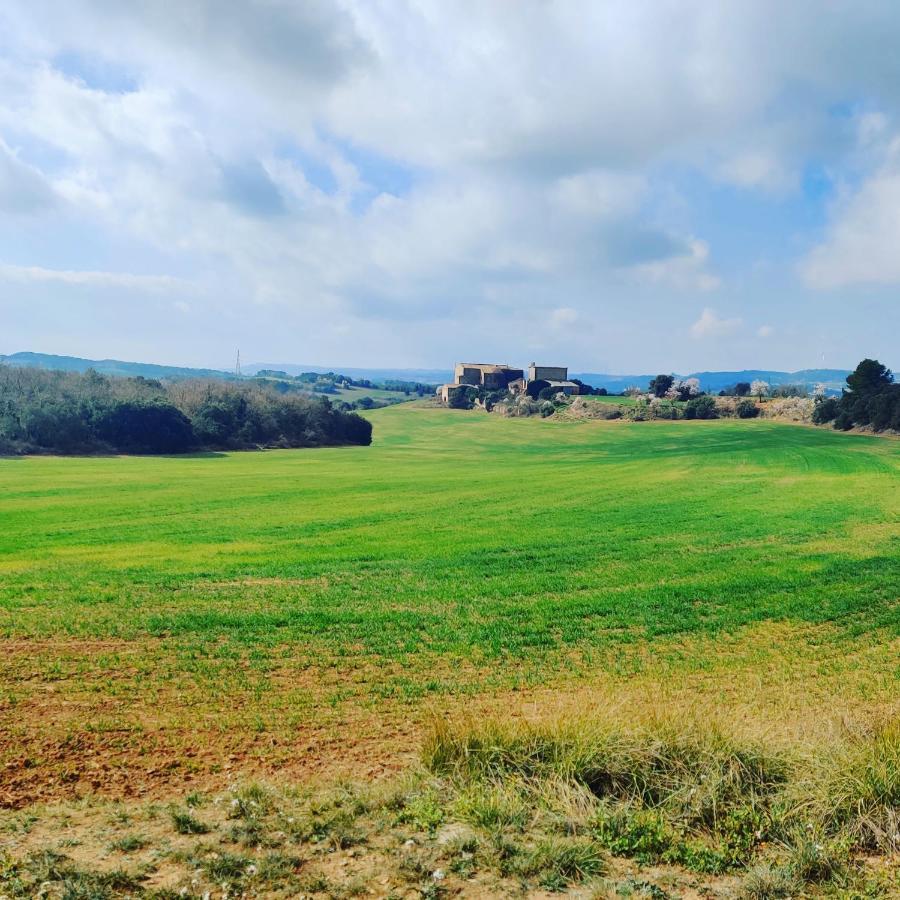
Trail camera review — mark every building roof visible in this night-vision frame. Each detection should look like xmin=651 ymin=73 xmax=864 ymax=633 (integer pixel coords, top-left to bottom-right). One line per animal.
xmin=457 ymin=362 xmax=516 ymax=372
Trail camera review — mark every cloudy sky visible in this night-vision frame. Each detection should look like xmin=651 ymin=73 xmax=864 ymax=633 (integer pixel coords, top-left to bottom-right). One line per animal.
xmin=1 ymin=1 xmax=899 ymax=373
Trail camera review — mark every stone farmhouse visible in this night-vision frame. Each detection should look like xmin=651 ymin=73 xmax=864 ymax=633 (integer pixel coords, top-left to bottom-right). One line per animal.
xmin=527 ymin=363 xmax=580 ymax=396
xmin=438 ymin=361 xmax=579 ymax=403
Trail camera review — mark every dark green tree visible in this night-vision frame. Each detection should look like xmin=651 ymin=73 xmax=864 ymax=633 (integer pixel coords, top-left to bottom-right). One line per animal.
xmin=648 ymin=374 xmax=674 ymax=397
xmin=846 ymin=359 xmax=892 ymax=396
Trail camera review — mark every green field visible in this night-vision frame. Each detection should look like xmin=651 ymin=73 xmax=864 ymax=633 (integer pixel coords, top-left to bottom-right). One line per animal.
xmin=1 ymin=406 xmax=898 ymax=895
xmin=2 ymin=405 xmax=897 ymax=650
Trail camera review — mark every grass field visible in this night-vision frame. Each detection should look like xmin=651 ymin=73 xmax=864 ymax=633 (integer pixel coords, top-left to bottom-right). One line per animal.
xmin=1 ymin=405 xmax=898 ymax=895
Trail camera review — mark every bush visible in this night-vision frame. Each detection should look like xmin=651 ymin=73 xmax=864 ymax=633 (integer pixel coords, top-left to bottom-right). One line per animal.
xmin=448 ymin=386 xmax=476 ymax=409
xmin=526 ymin=379 xmax=550 ymax=399
xmin=736 ymin=400 xmax=759 ymax=419
xmin=95 ymin=401 xmax=195 ymax=453
xmin=649 ymin=398 xmax=678 ymax=419
xmin=762 ymin=398 xmax=815 ymax=423
xmin=0 ymin=367 xmax=373 ymax=454
xmin=812 ymin=398 xmax=838 ymax=424
xmin=335 ymin=410 xmax=373 ymax=446
xmin=684 ymin=396 xmax=718 ymax=420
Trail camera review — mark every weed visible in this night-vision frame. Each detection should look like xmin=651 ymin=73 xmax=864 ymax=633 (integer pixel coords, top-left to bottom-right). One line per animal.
xmin=26 ymin=848 xmax=71 ymax=881
xmin=613 ymin=878 xmax=673 ymax=898
xmin=395 ymin=790 xmax=445 ymax=833
xmin=454 ymin=784 xmax=530 ymax=831
xmin=801 ymin=718 xmax=900 ymax=852
xmin=228 ymin=783 xmax=271 ymax=819
xmin=592 ymin=808 xmax=674 ymax=862
xmin=256 ymin=851 xmax=304 ymax=879
xmin=170 ymin=810 xmax=210 ymax=835
xmin=199 ymin=850 xmax=251 ymax=880
xmin=297 ymin=872 xmax=332 ymax=892
xmin=109 ymin=833 xmax=149 ymax=853
xmin=516 ymin=836 xmax=606 ymax=889
xmin=739 ymin=862 xmax=800 ymax=899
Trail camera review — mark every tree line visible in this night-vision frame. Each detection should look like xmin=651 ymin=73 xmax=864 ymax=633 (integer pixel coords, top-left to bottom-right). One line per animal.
xmin=0 ymin=367 xmax=373 ymax=455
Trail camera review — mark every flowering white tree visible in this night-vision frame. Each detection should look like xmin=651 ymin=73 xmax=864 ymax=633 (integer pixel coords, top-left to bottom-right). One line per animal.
xmin=813 ymin=382 xmax=827 ymax=400
xmin=665 ymin=378 xmax=701 ymax=400
xmin=751 ymin=379 xmax=769 ymax=400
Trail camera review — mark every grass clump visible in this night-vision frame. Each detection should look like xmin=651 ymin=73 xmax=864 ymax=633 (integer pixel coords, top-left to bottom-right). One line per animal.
xmin=423 ymin=709 xmax=900 ymax=894
xmin=198 ymin=849 xmax=251 ymax=881
xmin=798 ymin=718 xmax=900 ymax=852
xmin=515 ymin=835 xmax=606 ymax=889
xmin=108 ymin=833 xmax=149 ymax=853
xmin=3 ymin=851 xmax=146 ymax=900
xmin=170 ymin=809 xmax=211 ymax=835
xmin=454 ymin=783 xmax=531 ymax=831
xmin=227 ymin=782 xmax=272 ymax=819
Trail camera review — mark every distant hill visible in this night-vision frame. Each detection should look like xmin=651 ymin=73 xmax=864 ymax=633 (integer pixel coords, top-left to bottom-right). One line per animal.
xmin=0 ymin=351 xmax=231 ymax=380
xmin=573 ymin=369 xmax=852 ymax=393
xmin=2 ymin=352 xmax=854 ymax=394
xmin=246 ymin=362 xmax=452 ymax=383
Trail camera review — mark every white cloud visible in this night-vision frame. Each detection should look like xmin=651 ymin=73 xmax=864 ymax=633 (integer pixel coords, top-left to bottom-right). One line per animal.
xmin=757 ymin=324 xmax=774 ymax=337
xmin=690 ymin=307 xmax=743 ymax=339
xmin=0 ymin=262 xmax=189 ymax=292
xmin=1 ymin=1 xmax=900 ymax=368
xmin=550 ymin=307 xmax=579 ymax=328
xmin=716 ymin=150 xmax=790 ymax=191
xmin=0 ymin=139 xmax=56 ymax=213
xmin=634 ymin=239 xmax=720 ymax=292
xmin=801 ymin=137 xmax=900 ymax=288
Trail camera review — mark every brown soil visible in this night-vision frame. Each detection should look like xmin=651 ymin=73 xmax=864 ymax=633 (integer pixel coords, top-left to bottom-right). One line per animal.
xmin=3 ymin=625 xmax=898 ymax=810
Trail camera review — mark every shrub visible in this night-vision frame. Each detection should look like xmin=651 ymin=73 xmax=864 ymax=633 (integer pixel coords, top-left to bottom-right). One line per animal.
xmin=736 ymin=399 xmax=759 ymax=419
xmin=526 ymin=379 xmax=551 ymax=399
xmin=448 ymin=386 xmax=476 ymax=409
xmin=812 ymin=398 xmax=838 ymax=424
xmin=94 ymin=401 xmax=195 ymax=453
xmin=867 ymin=386 xmax=900 ymax=432
xmin=0 ymin=367 xmax=373 ymax=454
xmin=336 ymin=410 xmax=373 ymax=445
xmin=762 ymin=398 xmax=814 ymax=423
xmin=649 ymin=398 xmax=679 ymax=419
xmin=683 ymin=396 xmax=718 ymax=420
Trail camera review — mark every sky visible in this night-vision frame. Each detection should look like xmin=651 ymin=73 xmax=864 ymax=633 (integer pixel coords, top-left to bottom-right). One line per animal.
xmin=1 ymin=1 xmax=899 ymax=374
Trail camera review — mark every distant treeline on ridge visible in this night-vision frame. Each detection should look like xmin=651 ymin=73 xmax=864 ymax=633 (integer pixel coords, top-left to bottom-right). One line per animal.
xmin=0 ymin=367 xmax=373 ymax=455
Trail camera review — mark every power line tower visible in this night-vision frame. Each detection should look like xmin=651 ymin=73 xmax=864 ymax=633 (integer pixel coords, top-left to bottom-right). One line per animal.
xmin=235 ymin=349 xmax=242 ymax=377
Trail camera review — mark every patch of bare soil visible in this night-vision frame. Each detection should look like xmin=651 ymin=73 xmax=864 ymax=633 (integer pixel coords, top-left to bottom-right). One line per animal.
xmin=2 ymin=624 xmax=897 ymax=810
